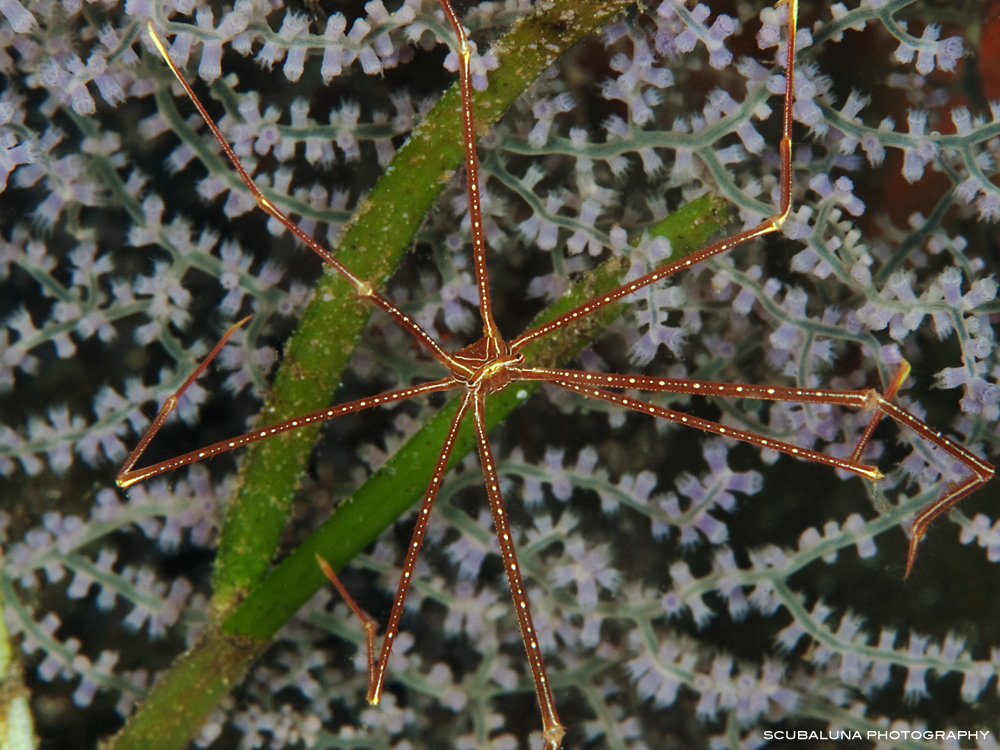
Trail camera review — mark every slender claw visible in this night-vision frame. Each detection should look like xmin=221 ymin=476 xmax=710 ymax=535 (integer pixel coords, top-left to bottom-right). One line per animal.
xmin=904 ymin=528 xmax=923 ymax=579
xmin=316 ymin=553 xmax=335 ymax=581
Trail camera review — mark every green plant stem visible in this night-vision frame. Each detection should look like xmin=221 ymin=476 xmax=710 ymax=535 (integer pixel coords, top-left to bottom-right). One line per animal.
xmin=99 ymin=633 xmax=267 ymax=750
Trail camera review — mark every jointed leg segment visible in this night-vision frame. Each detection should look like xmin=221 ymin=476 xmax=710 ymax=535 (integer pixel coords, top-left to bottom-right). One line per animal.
xmin=519 ymin=363 xmax=993 ymax=577
xmin=318 ymin=392 xmax=474 ymax=705
xmin=117 ymin=366 xmax=457 ymax=488
xmin=145 ymin=23 xmax=473 ymax=379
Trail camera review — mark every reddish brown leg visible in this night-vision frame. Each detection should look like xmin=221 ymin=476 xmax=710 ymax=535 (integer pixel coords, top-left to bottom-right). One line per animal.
xmin=543 ymin=377 xmax=883 ymax=483
xmin=316 ymin=555 xmax=378 ymax=687
xmin=833 ymin=360 xmax=994 ymax=575
xmin=319 ymin=393 xmax=474 ymax=705
xmin=144 ymin=23 xmax=470 ymax=378
xmin=511 ymin=0 xmax=801 ymax=353
xmin=116 ymin=315 xmax=249 ymax=485
xmin=875 ymin=399 xmax=994 ymax=575
xmin=472 ymin=391 xmax=565 ymax=750
xmin=117 ymin=376 xmax=456 ymax=488
xmin=516 ymin=366 xmax=994 ymax=577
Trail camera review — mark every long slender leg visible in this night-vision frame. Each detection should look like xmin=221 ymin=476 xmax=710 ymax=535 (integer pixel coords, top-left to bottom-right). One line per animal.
xmin=511 ymin=0 xmax=800 ymax=351
xmin=528 ymin=367 xmax=993 ymax=576
xmin=818 ymin=360 xmax=993 ymax=574
xmin=316 ymin=555 xmax=379 ymax=688
xmin=436 ymin=0 xmax=503 ymax=354
xmin=472 ymin=391 xmax=565 ymax=750
xmin=117 ymin=377 xmax=457 ymax=488
xmin=874 ymin=398 xmax=994 ymax=575
xmin=515 ymin=367 xmax=874 ymax=409
xmin=547 ymin=379 xmax=882 ymax=482
xmin=318 ymin=392 xmax=474 ymax=703
xmin=145 ymin=23 xmax=471 ymax=377
xmin=117 ymin=315 xmax=250 ymax=485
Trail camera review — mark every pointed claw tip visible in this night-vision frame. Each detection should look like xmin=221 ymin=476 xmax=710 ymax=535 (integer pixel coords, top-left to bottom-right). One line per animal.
xmin=899 ymin=358 xmax=912 ymax=379
xmin=146 ymin=22 xmax=168 ymax=58
xmin=316 ymin=554 xmax=334 ymax=579
xmin=903 ymin=528 xmax=924 ymax=579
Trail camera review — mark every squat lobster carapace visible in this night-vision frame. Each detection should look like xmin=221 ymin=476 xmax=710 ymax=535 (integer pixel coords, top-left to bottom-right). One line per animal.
xmin=119 ymin=0 xmax=995 ymax=746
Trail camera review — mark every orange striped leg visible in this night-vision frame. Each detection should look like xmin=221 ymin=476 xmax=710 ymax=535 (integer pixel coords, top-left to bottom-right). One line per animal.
xmin=145 ymin=23 xmax=468 ymax=376
xmin=510 ymin=0 xmax=800 ymax=352
xmin=873 ymin=398 xmax=994 ymax=576
xmin=547 ymin=379 xmax=882 ymax=483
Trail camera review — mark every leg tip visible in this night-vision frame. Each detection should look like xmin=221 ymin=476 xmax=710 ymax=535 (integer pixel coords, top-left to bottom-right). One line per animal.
xmin=903 ymin=527 xmax=924 ymax=579
xmin=316 ymin=554 xmax=336 ymax=582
